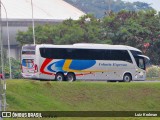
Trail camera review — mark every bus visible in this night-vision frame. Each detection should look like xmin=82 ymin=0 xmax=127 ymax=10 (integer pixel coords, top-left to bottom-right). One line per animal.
xmin=21 ymin=43 xmax=150 ymax=82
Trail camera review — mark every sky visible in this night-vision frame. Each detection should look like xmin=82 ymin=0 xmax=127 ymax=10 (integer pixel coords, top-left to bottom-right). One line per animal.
xmin=122 ymin=0 xmax=160 ymax=11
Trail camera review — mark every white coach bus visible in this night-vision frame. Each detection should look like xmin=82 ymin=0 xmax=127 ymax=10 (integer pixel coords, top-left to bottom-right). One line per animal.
xmin=21 ymin=43 xmax=150 ymax=82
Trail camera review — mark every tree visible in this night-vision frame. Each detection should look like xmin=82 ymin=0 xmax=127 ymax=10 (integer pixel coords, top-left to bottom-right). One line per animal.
xmin=17 ymin=14 xmax=111 ymax=45
xmin=16 ymin=11 xmax=160 ymax=65
xmin=0 ymin=48 xmax=21 ymax=78
xmin=102 ymin=10 xmax=160 ymax=64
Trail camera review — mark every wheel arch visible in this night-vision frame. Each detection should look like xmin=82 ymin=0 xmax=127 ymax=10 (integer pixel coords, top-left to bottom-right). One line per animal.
xmin=123 ymin=72 xmax=132 ymax=81
xmin=67 ymin=72 xmax=75 ymax=75
xmin=56 ymin=71 xmax=65 ymax=75
xmin=55 ymin=72 xmax=65 ymax=81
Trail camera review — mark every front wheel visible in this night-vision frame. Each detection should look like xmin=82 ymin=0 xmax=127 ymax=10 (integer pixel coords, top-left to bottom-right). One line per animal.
xmin=66 ymin=73 xmax=76 ymax=82
xmin=55 ymin=73 xmax=64 ymax=81
xmin=123 ymin=74 xmax=132 ymax=82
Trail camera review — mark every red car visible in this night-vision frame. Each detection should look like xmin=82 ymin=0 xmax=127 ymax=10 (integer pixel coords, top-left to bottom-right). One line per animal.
xmin=0 ymin=74 xmax=4 ymax=79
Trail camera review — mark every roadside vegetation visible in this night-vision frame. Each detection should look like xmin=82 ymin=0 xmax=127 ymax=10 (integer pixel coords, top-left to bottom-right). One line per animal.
xmin=5 ymin=79 xmax=160 ymax=120
xmin=0 ymin=54 xmax=21 ymax=79
xmin=146 ymin=66 xmax=160 ymax=80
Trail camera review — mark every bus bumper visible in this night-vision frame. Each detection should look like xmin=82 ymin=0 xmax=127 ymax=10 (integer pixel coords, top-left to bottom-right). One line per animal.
xmin=21 ymin=73 xmax=38 ymax=79
xmin=134 ymin=74 xmax=146 ymax=81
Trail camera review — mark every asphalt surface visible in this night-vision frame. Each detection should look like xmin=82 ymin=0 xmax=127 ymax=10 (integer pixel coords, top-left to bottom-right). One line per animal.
xmin=132 ymin=80 xmax=160 ymax=82
xmin=83 ymin=80 xmax=160 ymax=82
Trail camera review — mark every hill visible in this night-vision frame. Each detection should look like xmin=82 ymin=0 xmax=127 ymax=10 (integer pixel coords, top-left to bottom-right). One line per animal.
xmin=65 ymin=0 xmax=153 ymax=18
xmin=123 ymin=0 xmax=160 ymax=12
xmin=5 ymin=80 xmax=160 ymax=120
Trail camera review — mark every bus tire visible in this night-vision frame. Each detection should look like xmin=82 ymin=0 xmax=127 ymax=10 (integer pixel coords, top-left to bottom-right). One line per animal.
xmin=55 ymin=73 xmax=64 ymax=81
xmin=123 ymin=73 xmax=132 ymax=82
xmin=66 ymin=73 xmax=76 ymax=82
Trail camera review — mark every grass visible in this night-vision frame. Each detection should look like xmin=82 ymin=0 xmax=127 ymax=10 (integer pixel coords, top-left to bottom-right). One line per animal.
xmin=3 ymin=79 xmax=160 ymax=120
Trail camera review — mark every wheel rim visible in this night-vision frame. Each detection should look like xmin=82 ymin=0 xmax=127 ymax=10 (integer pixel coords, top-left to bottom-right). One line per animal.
xmin=57 ymin=75 xmax=63 ymax=81
xmin=67 ymin=73 xmax=75 ymax=82
xmin=124 ymin=75 xmax=130 ymax=82
xmin=67 ymin=75 xmax=74 ymax=81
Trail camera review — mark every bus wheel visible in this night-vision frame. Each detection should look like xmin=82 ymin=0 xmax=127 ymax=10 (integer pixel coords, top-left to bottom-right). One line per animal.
xmin=66 ymin=73 xmax=76 ymax=82
xmin=55 ymin=73 xmax=64 ymax=81
xmin=123 ymin=74 xmax=131 ymax=82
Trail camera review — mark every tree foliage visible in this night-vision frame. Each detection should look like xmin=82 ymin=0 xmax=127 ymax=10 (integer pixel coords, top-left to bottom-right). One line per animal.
xmin=17 ymin=14 xmax=112 ymax=45
xmin=17 ymin=10 xmax=160 ymax=65
xmin=0 ymin=48 xmax=21 ymax=78
xmin=102 ymin=10 xmax=160 ymax=64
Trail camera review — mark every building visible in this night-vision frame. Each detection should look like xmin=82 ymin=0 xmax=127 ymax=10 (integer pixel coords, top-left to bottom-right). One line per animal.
xmin=1 ymin=0 xmax=85 ymax=59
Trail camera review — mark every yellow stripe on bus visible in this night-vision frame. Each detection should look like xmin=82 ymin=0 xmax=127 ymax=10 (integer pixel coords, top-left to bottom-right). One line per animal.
xmin=62 ymin=59 xmax=116 ymax=73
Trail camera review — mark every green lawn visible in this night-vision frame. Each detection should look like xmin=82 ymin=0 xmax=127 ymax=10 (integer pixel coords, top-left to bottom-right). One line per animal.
xmin=4 ymin=79 xmax=160 ymax=120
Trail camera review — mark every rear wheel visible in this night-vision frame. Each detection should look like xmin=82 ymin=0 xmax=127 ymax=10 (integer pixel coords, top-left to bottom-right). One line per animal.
xmin=66 ymin=73 xmax=76 ymax=82
xmin=123 ymin=74 xmax=132 ymax=82
xmin=55 ymin=73 xmax=64 ymax=81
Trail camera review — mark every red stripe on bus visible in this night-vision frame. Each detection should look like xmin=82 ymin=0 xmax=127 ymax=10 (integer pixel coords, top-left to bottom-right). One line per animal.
xmin=76 ymin=72 xmax=93 ymax=76
xmin=40 ymin=58 xmax=53 ymax=75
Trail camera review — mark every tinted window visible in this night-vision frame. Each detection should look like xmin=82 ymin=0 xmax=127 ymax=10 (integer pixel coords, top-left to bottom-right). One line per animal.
xmin=110 ymin=50 xmax=132 ymax=62
xmin=22 ymin=45 xmax=36 ymax=55
xmin=22 ymin=51 xmax=35 ymax=54
xmin=40 ymin=48 xmax=65 ymax=59
xmin=40 ymin=48 xmax=132 ymax=62
xmin=67 ymin=49 xmax=91 ymax=59
xmin=130 ymin=50 xmax=142 ymax=56
xmin=22 ymin=45 xmax=35 ymax=51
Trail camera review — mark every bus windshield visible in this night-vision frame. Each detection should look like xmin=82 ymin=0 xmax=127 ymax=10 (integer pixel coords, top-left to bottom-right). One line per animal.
xmin=130 ymin=50 xmax=148 ymax=70
xmin=135 ymin=57 xmax=145 ymax=70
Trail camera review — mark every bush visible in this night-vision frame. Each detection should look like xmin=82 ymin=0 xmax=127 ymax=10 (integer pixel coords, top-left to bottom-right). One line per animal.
xmin=146 ymin=65 xmax=160 ymax=78
xmin=1 ymin=57 xmax=22 ymax=79
xmin=10 ymin=58 xmax=22 ymax=79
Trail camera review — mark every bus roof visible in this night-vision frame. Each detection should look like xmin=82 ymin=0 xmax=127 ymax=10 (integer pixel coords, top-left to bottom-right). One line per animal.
xmin=27 ymin=43 xmax=141 ymax=52
xmin=73 ymin=43 xmax=141 ymax=52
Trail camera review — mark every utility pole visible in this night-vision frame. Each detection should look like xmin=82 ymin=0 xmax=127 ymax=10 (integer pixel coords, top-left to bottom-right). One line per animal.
xmin=0 ymin=0 xmax=3 ymax=78
xmin=0 ymin=1 xmax=6 ymax=120
xmin=1 ymin=2 xmax=12 ymax=79
xmin=31 ymin=0 xmax=35 ymax=45
xmin=0 ymin=81 xmax=2 ymax=120
xmin=0 ymin=0 xmax=3 ymax=119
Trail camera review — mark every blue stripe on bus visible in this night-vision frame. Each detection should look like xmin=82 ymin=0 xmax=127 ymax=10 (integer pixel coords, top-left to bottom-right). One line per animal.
xmin=47 ymin=60 xmax=66 ymax=72
xmin=47 ymin=59 xmax=96 ymax=72
xmin=69 ymin=60 xmax=96 ymax=70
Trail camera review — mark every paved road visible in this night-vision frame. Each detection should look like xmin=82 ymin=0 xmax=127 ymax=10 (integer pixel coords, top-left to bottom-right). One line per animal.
xmin=132 ymin=80 xmax=160 ymax=82
xmin=83 ymin=80 xmax=160 ymax=82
